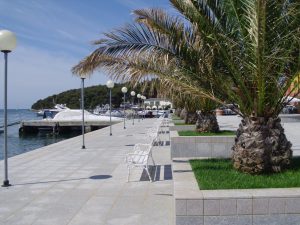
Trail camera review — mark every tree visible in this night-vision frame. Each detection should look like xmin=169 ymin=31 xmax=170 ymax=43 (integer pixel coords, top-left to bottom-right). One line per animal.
xmin=73 ymin=1 xmax=300 ymax=174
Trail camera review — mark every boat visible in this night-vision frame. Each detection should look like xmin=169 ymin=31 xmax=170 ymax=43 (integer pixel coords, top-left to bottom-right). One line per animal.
xmin=48 ymin=109 xmax=123 ymax=122
xmin=103 ymin=110 xmax=124 ymax=118
xmin=93 ymin=104 xmax=109 ymax=115
xmin=37 ymin=104 xmax=69 ymax=117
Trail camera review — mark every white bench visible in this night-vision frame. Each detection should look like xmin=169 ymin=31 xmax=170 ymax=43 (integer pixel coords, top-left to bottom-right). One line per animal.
xmin=125 ymin=143 xmax=156 ymax=182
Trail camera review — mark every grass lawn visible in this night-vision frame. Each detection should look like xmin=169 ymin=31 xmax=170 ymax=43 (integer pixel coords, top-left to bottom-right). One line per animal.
xmin=174 ymin=122 xmax=194 ymax=125
xmin=178 ymin=130 xmax=236 ymax=136
xmin=172 ymin=115 xmax=182 ymax=120
xmin=190 ymin=158 xmax=300 ymax=190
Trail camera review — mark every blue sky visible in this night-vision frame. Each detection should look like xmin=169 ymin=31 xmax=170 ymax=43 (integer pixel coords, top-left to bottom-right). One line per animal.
xmin=0 ymin=0 xmax=170 ymax=108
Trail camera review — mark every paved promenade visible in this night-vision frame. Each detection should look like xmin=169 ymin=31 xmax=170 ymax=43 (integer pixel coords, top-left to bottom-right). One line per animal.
xmin=0 ymin=118 xmax=174 ymax=225
xmin=1 ymin=115 xmax=300 ymax=225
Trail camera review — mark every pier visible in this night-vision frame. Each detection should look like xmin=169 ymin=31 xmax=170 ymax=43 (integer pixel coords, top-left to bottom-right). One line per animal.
xmin=0 ymin=118 xmax=173 ymax=225
xmin=19 ymin=119 xmax=120 ymax=134
xmin=0 ymin=121 xmax=21 ymax=128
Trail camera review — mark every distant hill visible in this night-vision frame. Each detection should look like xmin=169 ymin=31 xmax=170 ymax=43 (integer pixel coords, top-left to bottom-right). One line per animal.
xmin=31 ymin=83 xmax=157 ymax=110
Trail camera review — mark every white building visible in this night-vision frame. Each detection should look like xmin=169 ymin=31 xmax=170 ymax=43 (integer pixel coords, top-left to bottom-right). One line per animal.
xmin=144 ymin=98 xmax=172 ymax=110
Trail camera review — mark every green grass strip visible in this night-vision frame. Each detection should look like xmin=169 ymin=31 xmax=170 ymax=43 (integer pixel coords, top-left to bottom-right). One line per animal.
xmin=178 ymin=130 xmax=236 ymax=136
xmin=172 ymin=115 xmax=182 ymax=120
xmin=174 ymin=122 xmax=194 ymax=125
xmin=190 ymin=158 xmax=300 ymax=190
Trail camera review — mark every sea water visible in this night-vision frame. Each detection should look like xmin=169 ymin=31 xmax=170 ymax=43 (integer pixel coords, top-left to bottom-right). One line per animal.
xmin=0 ymin=109 xmax=80 ymax=160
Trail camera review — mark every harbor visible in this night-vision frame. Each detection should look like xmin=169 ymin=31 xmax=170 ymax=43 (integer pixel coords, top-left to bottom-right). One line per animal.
xmin=1 ymin=1 xmax=300 ymax=224
xmin=1 ymin=116 xmax=300 ymax=225
xmin=19 ymin=119 xmax=118 ymax=134
xmin=19 ymin=109 xmax=123 ymax=134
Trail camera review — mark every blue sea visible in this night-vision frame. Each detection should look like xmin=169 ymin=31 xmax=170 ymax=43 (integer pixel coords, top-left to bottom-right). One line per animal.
xmin=0 ymin=109 xmax=80 ymax=160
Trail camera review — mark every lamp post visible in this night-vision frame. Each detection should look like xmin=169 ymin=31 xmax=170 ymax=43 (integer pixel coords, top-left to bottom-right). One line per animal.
xmin=140 ymin=95 xmax=144 ymax=120
xmin=106 ymin=80 xmax=114 ymax=136
xmin=137 ymin=94 xmax=141 ymax=122
xmin=142 ymin=96 xmax=146 ymax=119
xmin=121 ymin=87 xmax=127 ymax=129
xmin=130 ymin=91 xmax=135 ymax=125
xmin=0 ymin=30 xmax=17 ymax=187
xmin=80 ymin=74 xmax=87 ymax=149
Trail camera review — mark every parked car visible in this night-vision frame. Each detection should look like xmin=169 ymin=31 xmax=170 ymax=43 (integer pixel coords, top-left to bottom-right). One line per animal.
xmin=217 ymin=104 xmax=239 ymax=115
xmin=281 ymin=105 xmax=297 ymax=114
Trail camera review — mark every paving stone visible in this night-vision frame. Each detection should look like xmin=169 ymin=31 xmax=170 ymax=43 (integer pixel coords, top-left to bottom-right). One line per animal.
xmin=269 ymin=198 xmax=285 ymax=214
xmin=237 ymin=199 xmax=252 ymax=215
xmin=220 ymin=199 xmax=237 ymax=215
xmin=204 ymin=215 xmax=252 ymax=225
xmin=253 ymin=214 xmax=300 ymax=225
xmin=204 ymin=200 xmax=220 ymax=216
xmin=176 ymin=200 xmax=187 ymax=216
xmin=187 ymin=199 xmax=203 ymax=216
xmin=176 ymin=216 xmax=203 ymax=225
xmin=285 ymin=197 xmax=300 ymax=213
xmin=253 ymin=198 xmax=268 ymax=215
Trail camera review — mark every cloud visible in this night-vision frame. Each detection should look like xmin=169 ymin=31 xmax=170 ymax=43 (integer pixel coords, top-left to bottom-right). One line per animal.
xmin=0 ymin=0 xmax=103 ymax=55
xmin=0 ymin=45 xmax=108 ymax=109
xmin=0 ymin=0 xmax=171 ymax=108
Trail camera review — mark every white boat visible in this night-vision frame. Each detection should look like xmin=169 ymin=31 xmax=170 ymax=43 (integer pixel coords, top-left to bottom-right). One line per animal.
xmin=37 ymin=104 xmax=69 ymax=117
xmin=48 ymin=109 xmax=123 ymax=122
xmin=93 ymin=104 xmax=109 ymax=115
xmin=103 ymin=110 xmax=124 ymax=117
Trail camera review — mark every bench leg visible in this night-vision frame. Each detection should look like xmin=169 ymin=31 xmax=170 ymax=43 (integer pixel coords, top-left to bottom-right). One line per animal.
xmin=127 ymin=166 xmax=130 ymax=182
xmin=150 ymin=153 xmax=156 ymax=167
xmin=145 ymin=166 xmax=153 ymax=182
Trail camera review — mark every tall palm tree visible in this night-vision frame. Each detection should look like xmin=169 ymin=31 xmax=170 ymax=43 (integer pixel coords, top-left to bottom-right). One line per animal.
xmin=73 ymin=0 xmax=300 ymax=174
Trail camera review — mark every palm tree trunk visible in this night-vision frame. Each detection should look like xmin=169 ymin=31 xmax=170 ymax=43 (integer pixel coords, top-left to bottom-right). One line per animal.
xmin=175 ymin=108 xmax=182 ymax=117
xmin=180 ymin=108 xmax=186 ymax=120
xmin=196 ymin=111 xmax=219 ymax=132
xmin=232 ymin=117 xmax=292 ymax=174
xmin=184 ymin=111 xmax=198 ymax=124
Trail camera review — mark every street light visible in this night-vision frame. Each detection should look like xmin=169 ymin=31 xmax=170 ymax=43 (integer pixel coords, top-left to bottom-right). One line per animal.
xmin=140 ymin=95 xmax=144 ymax=120
xmin=80 ymin=73 xmax=88 ymax=149
xmin=130 ymin=91 xmax=135 ymax=125
xmin=121 ymin=87 xmax=127 ymax=129
xmin=142 ymin=96 xmax=146 ymax=119
xmin=137 ymin=94 xmax=141 ymax=122
xmin=106 ymin=80 xmax=114 ymax=136
xmin=0 ymin=30 xmax=17 ymax=187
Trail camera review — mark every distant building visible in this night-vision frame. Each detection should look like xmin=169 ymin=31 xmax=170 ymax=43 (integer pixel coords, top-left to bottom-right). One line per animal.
xmin=286 ymin=74 xmax=300 ymax=98
xmin=144 ymin=98 xmax=172 ymax=110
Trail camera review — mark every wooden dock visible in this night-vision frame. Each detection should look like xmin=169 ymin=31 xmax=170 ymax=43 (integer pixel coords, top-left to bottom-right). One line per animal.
xmin=19 ymin=119 xmax=121 ymax=134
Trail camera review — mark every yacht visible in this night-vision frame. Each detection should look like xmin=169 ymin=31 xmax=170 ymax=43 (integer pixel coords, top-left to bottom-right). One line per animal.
xmin=37 ymin=104 xmax=69 ymax=117
xmin=47 ymin=109 xmax=123 ymax=122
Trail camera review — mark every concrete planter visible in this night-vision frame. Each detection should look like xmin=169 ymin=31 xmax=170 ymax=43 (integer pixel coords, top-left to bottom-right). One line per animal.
xmin=170 ymin=129 xmax=235 ymax=159
xmin=173 ymin=159 xmax=300 ymax=225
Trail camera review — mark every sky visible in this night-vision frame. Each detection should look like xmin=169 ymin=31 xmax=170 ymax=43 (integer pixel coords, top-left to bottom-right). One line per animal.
xmin=0 ymin=0 xmax=170 ymax=108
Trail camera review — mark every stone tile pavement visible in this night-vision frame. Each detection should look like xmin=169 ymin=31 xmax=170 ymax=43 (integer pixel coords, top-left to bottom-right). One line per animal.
xmin=1 ymin=114 xmax=299 ymax=225
xmin=0 ymin=118 xmax=174 ymax=225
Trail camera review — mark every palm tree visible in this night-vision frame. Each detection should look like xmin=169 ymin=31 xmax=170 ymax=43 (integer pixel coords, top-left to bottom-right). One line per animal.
xmin=158 ymin=80 xmax=219 ymax=130
xmin=73 ymin=1 xmax=300 ymax=174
